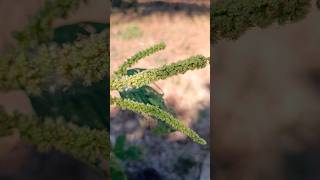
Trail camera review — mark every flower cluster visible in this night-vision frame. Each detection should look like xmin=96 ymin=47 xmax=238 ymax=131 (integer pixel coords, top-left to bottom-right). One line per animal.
xmin=0 ymin=0 xmax=109 ymax=169
xmin=114 ymin=42 xmax=166 ymax=77
xmin=0 ymin=31 xmax=108 ymax=95
xmin=212 ymin=0 xmax=312 ymax=43
xmin=111 ymin=54 xmax=209 ymax=91
xmin=0 ymin=108 xmax=109 ymax=165
xmin=110 ymin=42 xmax=209 ymax=145
xmin=14 ymin=0 xmax=86 ymax=48
xmin=111 ymin=97 xmax=207 ymax=145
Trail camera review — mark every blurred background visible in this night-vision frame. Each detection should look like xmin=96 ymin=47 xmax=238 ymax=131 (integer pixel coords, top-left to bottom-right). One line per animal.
xmin=0 ymin=0 xmax=108 ymax=179
xmin=110 ymin=0 xmax=210 ymax=179
xmin=213 ymin=1 xmax=320 ymax=180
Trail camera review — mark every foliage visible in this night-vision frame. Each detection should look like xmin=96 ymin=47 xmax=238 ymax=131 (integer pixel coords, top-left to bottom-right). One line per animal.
xmin=113 ymin=134 xmax=141 ymax=161
xmin=111 ymin=54 xmax=209 ymax=91
xmin=110 ymin=135 xmax=142 ymax=180
xmin=53 ymin=22 xmax=108 ymax=45
xmin=0 ymin=109 xmax=109 ymax=165
xmin=117 ymin=24 xmax=143 ymax=40
xmin=0 ymin=2 xmax=210 ymax=180
xmin=174 ymin=155 xmax=197 ymax=177
xmin=29 ymin=77 xmax=108 ymax=130
xmin=110 ymin=43 xmax=209 ymax=145
xmin=0 ymin=31 xmax=108 ymax=95
xmin=110 ymin=153 xmax=127 ymax=180
xmin=114 ymin=42 xmax=165 ymax=77
xmin=13 ymin=0 xmax=87 ymax=48
xmin=211 ymin=0 xmax=313 ymax=43
xmin=111 ymin=97 xmax=207 ymax=145
xmin=119 ymin=68 xmax=173 ymax=135
xmin=0 ymin=0 xmax=109 ymax=174
xmin=0 ymin=0 xmax=315 ymax=179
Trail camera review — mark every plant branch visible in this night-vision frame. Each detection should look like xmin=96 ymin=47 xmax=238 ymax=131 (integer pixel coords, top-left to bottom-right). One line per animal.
xmin=114 ymin=42 xmax=166 ymax=77
xmin=0 ymin=108 xmax=109 ymax=165
xmin=0 ymin=31 xmax=108 ymax=95
xmin=111 ymin=55 xmax=209 ymax=91
xmin=212 ymin=0 xmax=312 ymax=43
xmin=111 ymin=97 xmax=207 ymax=145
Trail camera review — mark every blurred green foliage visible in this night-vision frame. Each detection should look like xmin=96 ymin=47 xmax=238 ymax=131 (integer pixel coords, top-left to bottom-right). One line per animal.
xmin=0 ymin=109 xmax=109 ymax=166
xmin=29 ymin=77 xmax=108 ymax=130
xmin=110 ymin=134 xmax=142 ymax=180
xmin=53 ymin=22 xmax=108 ymax=45
xmin=13 ymin=0 xmax=86 ymax=48
xmin=0 ymin=30 xmax=108 ymax=95
xmin=174 ymin=155 xmax=197 ymax=177
xmin=0 ymin=0 xmax=110 ymax=176
xmin=212 ymin=0 xmax=312 ymax=43
xmin=29 ymin=22 xmax=108 ymax=130
xmin=117 ymin=24 xmax=143 ymax=40
xmin=113 ymin=134 xmax=141 ymax=161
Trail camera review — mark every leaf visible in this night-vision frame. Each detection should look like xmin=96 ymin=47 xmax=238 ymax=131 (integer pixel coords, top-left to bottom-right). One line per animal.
xmin=127 ymin=68 xmax=146 ymax=76
xmin=52 ymin=22 xmax=108 ymax=44
xmin=151 ymin=121 xmax=172 ymax=135
xmin=110 ymin=153 xmax=128 ymax=180
xmin=113 ymin=134 xmax=142 ymax=161
xmin=113 ymin=135 xmax=126 ymax=160
xmin=120 ymin=69 xmax=166 ymax=109
xmin=125 ymin=146 xmax=141 ymax=160
xmin=120 ymin=69 xmax=174 ymax=135
xmin=29 ymin=77 xmax=108 ymax=129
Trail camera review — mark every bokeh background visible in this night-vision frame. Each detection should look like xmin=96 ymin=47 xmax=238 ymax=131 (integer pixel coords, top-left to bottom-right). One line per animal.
xmin=110 ymin=0 xmax=210 ymax=179
xmin=213 ymin=1 xmax=320 ymax=180
xmin=0 ymin=0 xmax=108 ymax=179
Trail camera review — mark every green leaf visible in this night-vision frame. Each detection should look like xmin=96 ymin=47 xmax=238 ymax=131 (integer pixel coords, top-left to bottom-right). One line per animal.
xmin=126 ymin=68 xmax=146 ymax=76
xmin=110 ymin=153 xmax=128 ymax=180
xmin=29 ymin=77 xmax=108 ymax=130
xmin=120 ymin=69 xmax=174 ymax=135
xmin=120 ymin=68 xmax=166 ymax=109
xmin=151 ymin=121 xmax=172 ymax=135
xmin=125 ymin=146 xmax=141 ymax=160
xmin=53 ymin=22 xmax=108 ymax=44
xmin=113 ymin=135 xmax=126 ymax=160
xmin=113 ymin=134 xmax=142 ymax=161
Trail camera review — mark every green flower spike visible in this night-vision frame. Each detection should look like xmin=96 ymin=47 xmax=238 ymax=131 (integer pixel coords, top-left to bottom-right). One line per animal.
xmin=111 ymin=43 xmax=209 ymax=145
xmin=114 ymin=42 xmax=166 ymax=77
xmin=111 ymin=55 xmax=209 ymax=91
xmin=111 ymin=97 xmax=207 ymax=145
